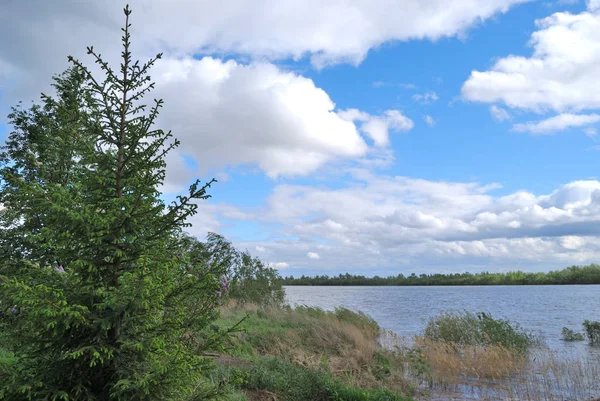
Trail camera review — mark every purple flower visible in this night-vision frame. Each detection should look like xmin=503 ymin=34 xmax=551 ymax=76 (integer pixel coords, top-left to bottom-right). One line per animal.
xmin=10 ymin=305 xmax=18 ymax=315
xmin=54 ymin=265 xmax=65 ymax=273
xmin=216 ymin=275 xmax=231 ymax=297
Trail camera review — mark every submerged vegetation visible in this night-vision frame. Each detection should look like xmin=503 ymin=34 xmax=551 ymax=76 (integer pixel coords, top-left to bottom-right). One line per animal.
xmin=583 ymin=320 xmax=600 ymax=345
xmin=283 ymin=263 xmax=600 ymax=286
xmin=562 ymin=320 xmax=600 ymax=344
xmin=422 ymin=311 xmax=538 ymax=353
xmin=561 ymin=326 xmax=586 ymax=342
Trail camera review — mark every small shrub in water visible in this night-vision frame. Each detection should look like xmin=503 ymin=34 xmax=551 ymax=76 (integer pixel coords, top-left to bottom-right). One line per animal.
xmin=423 ymin=311 xmax=537 ymax=353
xmin=582 ymin=320 xmax=600 ymax=344
xmin=561 ymin=327 xmax=585 ymax=342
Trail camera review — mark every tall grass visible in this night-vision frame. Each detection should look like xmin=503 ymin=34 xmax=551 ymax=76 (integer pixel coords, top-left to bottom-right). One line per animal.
xmin=217 ymin=305 xmax=414 ymax=398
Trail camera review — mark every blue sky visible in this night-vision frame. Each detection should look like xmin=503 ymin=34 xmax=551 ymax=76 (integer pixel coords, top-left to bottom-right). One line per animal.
xmin=2 ymin=0 xmax=600 ymax=276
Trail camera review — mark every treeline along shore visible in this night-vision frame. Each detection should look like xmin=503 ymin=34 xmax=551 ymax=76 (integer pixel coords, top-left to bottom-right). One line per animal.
xmin=282 ymin=264 xmax=600 ymax=286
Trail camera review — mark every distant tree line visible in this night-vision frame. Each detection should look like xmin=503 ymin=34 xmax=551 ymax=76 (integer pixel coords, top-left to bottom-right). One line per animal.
xmin=282 ymin=264 xmax=600 ymax=286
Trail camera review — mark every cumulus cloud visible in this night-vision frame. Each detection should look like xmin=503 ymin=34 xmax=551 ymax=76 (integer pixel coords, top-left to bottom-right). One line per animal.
xmin=338 ymin=109 xmax=414 ymax=147
xmin=256 ymin=246 xmax=266 ymax=252
xmin=10 ymin=0 xmax=527 ymax=69
xmin=152 ymin=57 xmax=376 ymax=179
xmin=307 ymin=252 xmax=321 ymax=259
xmin=490 ymin=105 xmax=511 ymax=121
xmin=512 ymin=113 xmax=600 ymax=134
xmin=229 ymin=177 xmax=600 ymax=273
xmin=270 ymin=262 xmax=289 ymax=269
xmin=462 ymin=2 xmax=600 ymax=113
xmin=0 ymin=0 xmax=530 ymax=109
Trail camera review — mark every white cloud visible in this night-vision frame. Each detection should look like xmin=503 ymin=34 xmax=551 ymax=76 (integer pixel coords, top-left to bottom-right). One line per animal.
xmin=512 ymin=113 xmax=600 ymax=134
xmin=490 ymin=105 xmax=511 ymax=121
xmin=462 ymin=3 xmax=600 ymax=113
xmin=583 ymin=127 xmax=597 ymax=136
xmin=133 ymin=0 xmax=527 ymax=68
xmin=2 ymin=0 xmax=511 ymax=186
xmin=256 ymin=246 xmax=266 ymax=252
xmin=228 ymin=177 xmax=600 ymax=272
xmin=413 ymin=91 xmax=439 ymax=103
xmin=373 ymin=81 xmax=416 ymax=89
xmin=270 ymin=262 xmax=289 ymax=269
xmin=152 ymin=57 xmax=377 ymax=179
xmin=338 ymin=109 xmax=414 ymax=147
xmin=560 ymin=235 xmax=585 ymax=249
xmin=307 ymin=252 xmax=321 ymax=259
xmin=0 ymin=0 xmax=531 ymax=112
xmin=424 ymin=115 xmax=436 ymax=127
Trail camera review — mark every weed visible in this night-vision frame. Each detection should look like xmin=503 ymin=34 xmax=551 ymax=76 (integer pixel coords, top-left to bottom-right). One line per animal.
xmin=561 ymin=327 xmax=585 ymax=341
xmin=582 ymin=320 xmax=600 ymax=344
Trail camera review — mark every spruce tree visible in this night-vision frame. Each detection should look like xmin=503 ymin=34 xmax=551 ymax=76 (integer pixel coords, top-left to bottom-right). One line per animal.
xmin=0 ymin=6 xmax=232 ymax=400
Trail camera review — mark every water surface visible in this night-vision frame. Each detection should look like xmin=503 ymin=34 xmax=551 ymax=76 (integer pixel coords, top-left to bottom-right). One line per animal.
xmin=284 ymin=285 xmax=600 ymax=355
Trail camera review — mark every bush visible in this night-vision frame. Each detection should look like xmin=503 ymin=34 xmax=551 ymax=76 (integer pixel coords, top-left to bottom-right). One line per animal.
xmin=423 ymin=311 xmax=538 ymax=353
xmin=582 ymin=320 xmax=600 ymax=344
xmin=561 ymin=327 xmax=585 ymax=341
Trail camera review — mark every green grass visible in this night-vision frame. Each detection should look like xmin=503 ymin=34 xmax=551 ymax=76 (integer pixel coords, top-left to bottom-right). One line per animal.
xmin=215 ymin=357 xmax=410 ymax=401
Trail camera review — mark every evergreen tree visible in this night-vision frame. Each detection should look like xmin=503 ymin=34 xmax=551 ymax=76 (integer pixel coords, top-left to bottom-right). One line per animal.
xmin=0 ymin=6 xmax=233 ymax=400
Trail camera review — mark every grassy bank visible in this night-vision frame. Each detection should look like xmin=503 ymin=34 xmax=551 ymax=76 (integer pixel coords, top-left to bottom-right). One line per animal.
xmin=212 ymin=305 xmax=600 ymax=401
xmin=212 ymin=303 xmax=415 ymax=400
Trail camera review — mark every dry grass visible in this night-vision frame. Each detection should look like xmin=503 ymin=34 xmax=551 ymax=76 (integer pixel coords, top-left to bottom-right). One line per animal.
xmin=391 ymin=336 xmax=600 ymax=400
xmin=219 ymin=305 xmax=413 ymax=394
xmin=415 ymin=337 xmax=526 ymax=382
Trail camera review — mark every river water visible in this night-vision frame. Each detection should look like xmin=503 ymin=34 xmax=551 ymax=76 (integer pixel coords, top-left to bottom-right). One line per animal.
xmin=284 ymin=285 xmax=600 ymax=356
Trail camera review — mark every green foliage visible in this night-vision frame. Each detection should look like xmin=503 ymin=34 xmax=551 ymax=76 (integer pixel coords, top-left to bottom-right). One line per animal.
xmin=423 ymin=311 xmax=538 ymax=353
xmin=561 ymin=327 xmax=585 ymax=342
xmin=582 ymin=320 xmax=600 ymax=344
xmin=283 ymin=264 xmax=600 ymax=286
xmin=216 ymin=357 xmax=410 ymax=401
xmin=0 ymin=6 xmax=234 ymax=400
xmin=190 ymin=233 xmax=285 ymax=308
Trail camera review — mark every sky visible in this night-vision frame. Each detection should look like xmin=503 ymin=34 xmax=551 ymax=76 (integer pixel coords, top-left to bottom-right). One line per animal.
xmin=2 ymin=0 xmax=600 ymax=277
